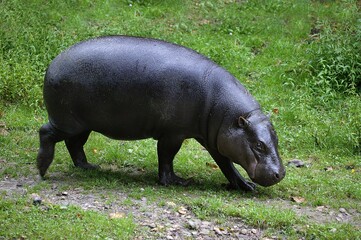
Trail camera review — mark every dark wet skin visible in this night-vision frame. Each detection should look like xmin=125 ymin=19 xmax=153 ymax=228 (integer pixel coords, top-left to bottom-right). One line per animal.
xmin=37 ymin=36 xmax=285 ymax=191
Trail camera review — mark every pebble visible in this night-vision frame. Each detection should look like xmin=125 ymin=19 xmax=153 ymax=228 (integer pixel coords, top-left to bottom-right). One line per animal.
xmin=109 ymin=212 xmax=125 ymax=219
xmin=188 ymin=220 xmax=199 ymax=230
xmin=339 ymin=208 xmax=349 ymax=215
xmin=200 ymin=228 xmax=210 ymax=235
xmin=166 ymin=201 xmax=176 ymax=207
xmin=316 ymin=205 xmax=326 ymax=212
xmin=287 ymin=159 xmax=305 ymax=168
xmin=201 ymin=221 xmax=211 ymax=227
xmin=60 ymin=205 xmax=68 ymax=210
xmin=31 ymin=193 xmax=42 ymax=206
xmin=214 ymin=227 xmax=223 ymax=235
xmin=178 ymin=206 xmax=187 ymax=215
xmin=241 ymin=228 xmax=248 ymax=235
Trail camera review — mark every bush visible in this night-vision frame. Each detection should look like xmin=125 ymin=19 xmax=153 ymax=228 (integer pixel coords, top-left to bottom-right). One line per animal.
xmin=307 ymin=19 xmax=361 ymax=97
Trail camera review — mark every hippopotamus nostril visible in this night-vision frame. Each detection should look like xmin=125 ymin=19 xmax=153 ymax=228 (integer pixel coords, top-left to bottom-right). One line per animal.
xmin=275 ymin=168 xmax=286 ymax=182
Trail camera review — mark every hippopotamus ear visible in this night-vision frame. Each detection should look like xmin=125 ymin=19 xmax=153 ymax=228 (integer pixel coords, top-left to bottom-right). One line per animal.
xmin=238 ymin=116 xmax=249 ymax=128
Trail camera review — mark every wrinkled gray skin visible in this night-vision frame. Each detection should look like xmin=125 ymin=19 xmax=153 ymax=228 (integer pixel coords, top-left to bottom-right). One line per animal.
xmin=37 ymin=36 xmax=285 ymax=191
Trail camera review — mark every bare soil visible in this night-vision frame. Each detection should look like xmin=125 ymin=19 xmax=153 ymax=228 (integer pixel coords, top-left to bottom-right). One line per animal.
xmin=1 ymin=176 xmax=360 ymax=239
xmin=1 ymin=176 xmax=262 ymax=239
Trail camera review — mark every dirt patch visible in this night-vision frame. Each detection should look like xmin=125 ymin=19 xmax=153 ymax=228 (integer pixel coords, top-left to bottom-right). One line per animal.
xmin=1 ymin=177 xmax=263 ymax=240
xmin=289 ymin=202 xmax=359 ymax=227
xmin=1 ymin=176 xmax=360 ymax=239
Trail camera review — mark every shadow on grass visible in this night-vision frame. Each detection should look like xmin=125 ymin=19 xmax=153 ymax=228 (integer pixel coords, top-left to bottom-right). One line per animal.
xmin=45 ymin=164 xmax=279 ymax=199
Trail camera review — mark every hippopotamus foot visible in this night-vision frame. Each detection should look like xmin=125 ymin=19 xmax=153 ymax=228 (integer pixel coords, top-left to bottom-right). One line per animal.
xmin=74 ymin=162 xmax=100 ymax=170
xmin=64 ymin=131 xmax=99 ymax=170
xmin=159 ymin=172 xmax=192 ymax=186
xmin=157 ymin=136 xmax=191 ymax=186
xmin=226 ymin=179 xmax=256 ymax=192
xmin=37 ymin=123 xmax=65 ymax=178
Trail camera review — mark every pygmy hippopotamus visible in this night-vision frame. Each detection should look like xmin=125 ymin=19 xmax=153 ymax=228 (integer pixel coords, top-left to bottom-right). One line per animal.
xmin=37 ymin=36 xmax=285 ymax=191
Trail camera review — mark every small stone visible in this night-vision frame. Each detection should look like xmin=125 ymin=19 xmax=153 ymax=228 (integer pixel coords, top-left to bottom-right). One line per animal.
xmin=324 ymin=166 xmax=333 ymax=171
xmin=166 ymin=236 xmax=174 ymax=240
xmin=62 ymin=191 xmax=68 ymax=196
xmin=182 ymin=230 xmax=192 ymax=237
xmin=291 ymin=196 xmax=305 ymax=203
xmin=240 ymin=229 xmax=248 ymax=235
xmin=201 ymin=221 xmax=211 ymax=227
xmin=188 ymin=220 xmax=199 ymax=230
xmin=251 ymin=228 xmax=258 ymax=234
xmin=31 ymin=193 xmax=42 ymax=206
xmin=339 ymin=208 xmax=349 ymax=215
xmin=200 ymin=229 xmax=210 ymax=235
xmin=178 ymin=206 xmax=187 ymax=215
xmin=109 ymin=212 xmax=125 ymax=219
xmin=214 ymin=227 xmax=223 ymax=235
xmin=316 ymin=206 xmax=325 ymax=212
xmin=166 ymin=201 xmax=176 ymax=207
xmin=147 ymin=223 xmax=157 ymax=229
xmin=287 ymin=159 xmax=305 ymax=168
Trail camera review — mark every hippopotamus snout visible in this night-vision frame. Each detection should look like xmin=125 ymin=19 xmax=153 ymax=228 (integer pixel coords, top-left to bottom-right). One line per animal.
xmin=251 ymin=162 xmax=286 ymax=187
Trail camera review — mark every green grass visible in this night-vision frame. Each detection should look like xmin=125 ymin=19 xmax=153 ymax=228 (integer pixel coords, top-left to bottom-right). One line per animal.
xmin=0 ymin=196 xmax=135 ymax=239
xmin=1 ymin=0 xmax=360 ymax=239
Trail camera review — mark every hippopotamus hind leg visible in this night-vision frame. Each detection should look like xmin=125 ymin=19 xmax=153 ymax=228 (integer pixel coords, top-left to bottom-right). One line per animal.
xmin=64 ymin=130 xmax=99 ymax=170
xmin=37 ymin=123 xmax=65 ymax=177
xmin=157 ymin=136 xmax=191 ymax=186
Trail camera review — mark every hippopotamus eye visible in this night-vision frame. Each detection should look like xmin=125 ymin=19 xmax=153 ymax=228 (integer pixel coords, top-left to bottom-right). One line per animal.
xmin=255 ymin=141 xmax=265 ymax=152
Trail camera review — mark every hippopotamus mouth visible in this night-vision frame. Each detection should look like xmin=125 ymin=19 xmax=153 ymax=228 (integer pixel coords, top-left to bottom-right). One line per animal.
xmin=247 ymin=149 xmax=258 ymax=181
xmin=247 ymin=147 xmax=284 ymax=186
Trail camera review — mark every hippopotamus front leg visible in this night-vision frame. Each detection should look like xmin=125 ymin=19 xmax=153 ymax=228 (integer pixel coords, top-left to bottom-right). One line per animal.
xmin=208 ymin=149 xmax=256 ymax=191
xmin=157 ymin=136 xmax=191 ymax=186
xmin=64 ymin=131 xmax=99 ymax=170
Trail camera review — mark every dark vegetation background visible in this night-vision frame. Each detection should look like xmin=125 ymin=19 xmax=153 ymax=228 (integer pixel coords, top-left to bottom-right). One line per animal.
xmin=1 ymin=0 xmax=360 ymax=156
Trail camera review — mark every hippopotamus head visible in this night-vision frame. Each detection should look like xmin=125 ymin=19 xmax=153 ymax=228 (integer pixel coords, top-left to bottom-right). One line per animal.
xmin=217 ymin=110 xmax=285 ymax=187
